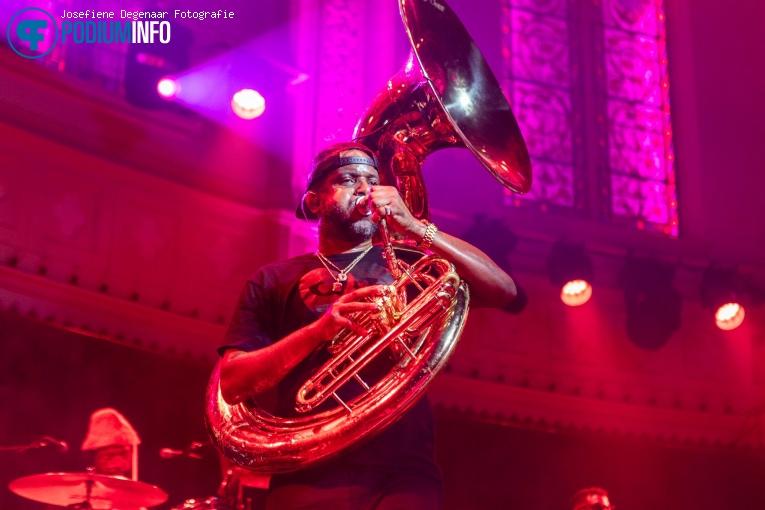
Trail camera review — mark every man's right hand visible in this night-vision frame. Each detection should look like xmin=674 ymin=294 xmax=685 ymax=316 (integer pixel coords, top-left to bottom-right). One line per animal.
xmin=311 ymin=284 xmax=387 ymax=339
xmin=220 ymin=284 xmax=388 ymax=404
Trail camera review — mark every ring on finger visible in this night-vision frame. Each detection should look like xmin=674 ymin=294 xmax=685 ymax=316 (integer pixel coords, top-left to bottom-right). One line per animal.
xmin=384 ymin=206 xmax=392 ymax=216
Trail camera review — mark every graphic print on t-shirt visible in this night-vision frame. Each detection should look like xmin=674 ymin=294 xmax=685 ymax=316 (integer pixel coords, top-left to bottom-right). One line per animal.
xmin=298 ymin=268 xmax=363 ymax=314
xmin=297 ymin=250 xmax=399 ymax=315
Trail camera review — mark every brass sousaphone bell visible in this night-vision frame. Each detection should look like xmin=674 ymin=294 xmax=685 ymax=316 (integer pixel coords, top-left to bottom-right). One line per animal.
xmin=205 ymin=0 xmax=531 ymax=474
xmin=354 ymin=0 xmax=532 ymax=219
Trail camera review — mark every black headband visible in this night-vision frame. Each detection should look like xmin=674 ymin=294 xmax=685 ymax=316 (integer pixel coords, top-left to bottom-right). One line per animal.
xmin=308 ymin=156 xmax=378 ymax=190
xmin=297 ymin=145 xmax=380 ymax=220
xmin=334 ymin=156 xmax=377 ymax=168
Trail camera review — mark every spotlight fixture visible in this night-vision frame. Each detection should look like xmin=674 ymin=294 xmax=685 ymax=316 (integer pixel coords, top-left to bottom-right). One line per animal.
xmin=157 ymin=77 xmax=179 ymax=99
xmin=715 ymin=303 xmax=745 ymax=331
xmin=231 ymin=89 xmax=266 ymax=119
xmin=461 ymin=215 xmax=517 ymax=273
xmin=461 ymin=215 xmax=526 ymax=314
xmin=548 ymin=242 xmax=593 ymax=306
xmin=701 ymin=266 xmax=746 ymax=331
xmin=125 ymin=24 xmax=192 ymax=109
xmin=620 ymin=258 xmax=681 ymax=350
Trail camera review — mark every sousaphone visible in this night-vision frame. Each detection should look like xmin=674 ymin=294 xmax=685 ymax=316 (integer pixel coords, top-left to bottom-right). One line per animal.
xmin=205 ymin=0 xmax=531 ymax=474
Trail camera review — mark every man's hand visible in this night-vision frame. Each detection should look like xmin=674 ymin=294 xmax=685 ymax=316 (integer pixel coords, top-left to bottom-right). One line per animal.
xmin=363 ymin=186 xmax=518 ymax=310
xmin=312 ymin=284 xmax=387 ymax=339
xmin=220 ymin=284 xmax=388 ymax=403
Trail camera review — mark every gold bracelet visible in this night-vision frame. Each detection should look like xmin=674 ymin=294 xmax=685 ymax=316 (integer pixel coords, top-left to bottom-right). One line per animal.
xmin=418 ymin=220 xmax=438 ymax=251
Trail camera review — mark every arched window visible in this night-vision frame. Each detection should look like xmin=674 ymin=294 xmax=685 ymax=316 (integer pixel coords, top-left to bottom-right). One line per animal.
xmin=502 ymin=0 xmax=677 ymax=236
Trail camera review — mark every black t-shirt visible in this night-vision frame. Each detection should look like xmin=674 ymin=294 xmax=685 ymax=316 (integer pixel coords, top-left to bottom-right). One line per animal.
xmin=218 ymin=245 xmax=442 ymax=486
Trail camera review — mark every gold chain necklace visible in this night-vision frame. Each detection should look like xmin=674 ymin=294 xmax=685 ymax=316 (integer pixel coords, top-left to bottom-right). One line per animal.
xmin=315 ymin=246 xmax=374 ymax=293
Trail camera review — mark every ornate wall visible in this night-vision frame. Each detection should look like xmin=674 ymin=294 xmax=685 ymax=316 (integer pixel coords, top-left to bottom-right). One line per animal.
xmin=1 ymin=2 xmax=765 ymax=508
xmin=2 ymin=42 xmax=764 ymax=453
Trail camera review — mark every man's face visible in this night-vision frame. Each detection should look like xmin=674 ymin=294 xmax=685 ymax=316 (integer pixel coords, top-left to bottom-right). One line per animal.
xmin=314 ymin=154 xmax=380 ymax=242
xmin=94 ymin=445 xmax=132 ymax=477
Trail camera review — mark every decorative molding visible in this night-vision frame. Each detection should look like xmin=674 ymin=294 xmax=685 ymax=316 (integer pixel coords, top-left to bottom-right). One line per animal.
xmin=0 ymin=264 xmax=223 ymax=363
xmin=0 ymin=116 xmax=318 ymax=323
xmin=430 ymin=374 xmax=763 ymax=449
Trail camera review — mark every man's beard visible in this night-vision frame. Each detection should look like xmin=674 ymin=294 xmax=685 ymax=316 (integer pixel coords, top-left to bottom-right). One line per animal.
xmin=320 ymin=200 xmax=377 ymax=242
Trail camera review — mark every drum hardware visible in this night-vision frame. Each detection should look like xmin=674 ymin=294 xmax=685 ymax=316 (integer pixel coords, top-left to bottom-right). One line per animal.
xmin=159 ymin=440 xmax=211 ymax=459
xmin=171 ymin=496 xmax=241 ymax=510
xmin=8 ymin=470 xmax=168 ymax=509
xmin=170 ymin=468 xmax=264 ymax=510
xmin=0 ymin=435 xmax=69 ymax=453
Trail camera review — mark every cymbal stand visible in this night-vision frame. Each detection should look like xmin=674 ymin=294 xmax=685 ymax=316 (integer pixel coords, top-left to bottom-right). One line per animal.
xmin=67 ymin=468 xmax=95 ymax=509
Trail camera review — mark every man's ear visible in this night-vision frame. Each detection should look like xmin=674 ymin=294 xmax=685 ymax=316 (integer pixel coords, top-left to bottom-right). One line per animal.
xmin=304 ymin=190 xmax=321 ymax=216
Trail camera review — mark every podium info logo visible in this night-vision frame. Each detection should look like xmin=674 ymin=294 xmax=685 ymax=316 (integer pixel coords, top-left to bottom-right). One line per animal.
xmin=7 ymin=7 xmax=58 ymax=59
xmin=7 ymin=7 xmax=172 ymax=59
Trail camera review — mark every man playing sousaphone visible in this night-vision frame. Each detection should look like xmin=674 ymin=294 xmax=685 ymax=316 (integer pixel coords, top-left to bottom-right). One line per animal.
xmin=216 ymin=141 xmax=519 ymax=509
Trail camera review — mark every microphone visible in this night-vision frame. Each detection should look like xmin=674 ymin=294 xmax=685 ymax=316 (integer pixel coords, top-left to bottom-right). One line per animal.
xmin=159 ymin=441 xmax=208 ymax=459
xmin=39 ymin=436 xmax=69 ymax=452
xmin=159 ymin=448 xmax=184 ymax=459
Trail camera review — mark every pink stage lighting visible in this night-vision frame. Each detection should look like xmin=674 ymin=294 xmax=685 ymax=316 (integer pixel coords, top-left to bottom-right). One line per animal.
xmin=715 ymin=302 xmax=745 ymax=331
xmin=560 ymin=279 xmax=593 ymax=307
xmin=548 ymin=243 xmax=593 ymax=307
xmin=157 ymin=78 xmax=179 ymax=99
xmin=232 ymin=89 xmax=266 ymax=119
xmin=701 ymin=267 xmax=747 ymax=332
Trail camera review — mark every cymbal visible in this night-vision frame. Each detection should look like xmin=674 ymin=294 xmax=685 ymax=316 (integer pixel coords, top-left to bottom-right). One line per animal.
xmin=9 ymin=472 xmax=168 ymax=509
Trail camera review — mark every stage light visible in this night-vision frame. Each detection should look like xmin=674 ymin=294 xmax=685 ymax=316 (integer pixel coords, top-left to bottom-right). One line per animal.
xmin=620 ymin=258 xmax=681 ymax=350
xmin=232 ymin=89 xmax=266 ymax=119
xmin=701 ymin=266 xmax=746 ymax=331
xmin=715 ymin=303 xmax=745 ymax=330
xmin=560 ymin=280 xmax=592 ymax=307
xmin=157 ymin=78 xmax=179 ymax=99
xmin=125 ymin=24 xmax=192 ymax=109
xmin=548 ymin=243 xmax=593 ymax=306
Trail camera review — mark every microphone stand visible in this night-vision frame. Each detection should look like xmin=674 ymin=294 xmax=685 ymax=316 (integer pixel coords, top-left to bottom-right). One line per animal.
xmin=0 ymin=437 xmax=68 ymax=453
xmin=66 ymin=468 xmax=96 ymax=509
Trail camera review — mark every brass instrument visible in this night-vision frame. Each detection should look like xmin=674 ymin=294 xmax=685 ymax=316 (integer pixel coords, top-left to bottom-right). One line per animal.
xmin=354 ymin=0 xmax=532 ymax=219
xmin=205 ymin=0 xmax=531 ymax=474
